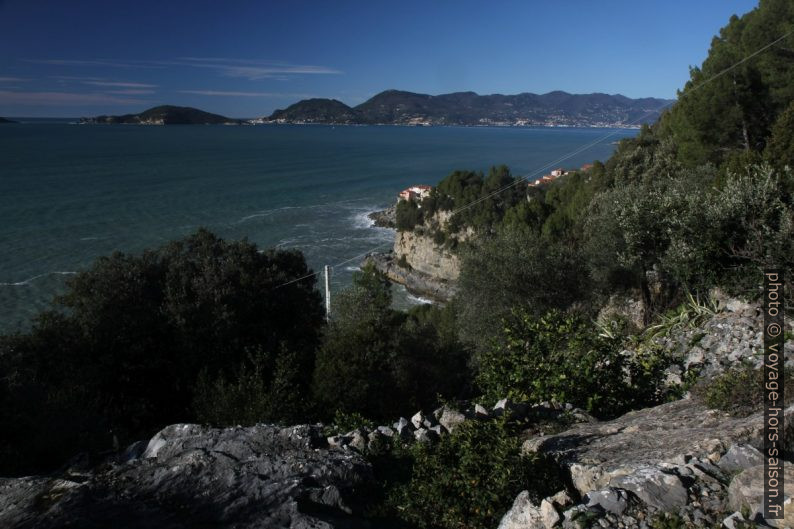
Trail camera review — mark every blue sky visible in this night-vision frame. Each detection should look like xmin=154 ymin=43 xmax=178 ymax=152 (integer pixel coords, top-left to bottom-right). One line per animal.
xmin=0 ymin=0 xmax=759 ymax=117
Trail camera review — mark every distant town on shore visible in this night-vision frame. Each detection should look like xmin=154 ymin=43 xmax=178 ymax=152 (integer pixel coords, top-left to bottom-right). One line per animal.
xmin=74 ymin=89 xmax=673 ymax=128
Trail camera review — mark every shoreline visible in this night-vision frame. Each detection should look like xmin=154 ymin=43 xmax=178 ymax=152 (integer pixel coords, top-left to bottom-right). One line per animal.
xmin=363 ymin=251 xmax=456 ymax=304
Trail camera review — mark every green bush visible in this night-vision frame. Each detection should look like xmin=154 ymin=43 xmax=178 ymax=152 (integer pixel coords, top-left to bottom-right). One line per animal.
xmin=395 ymin=198 xmax=423 ymax=231
xmin=476 ymin=310 xmax=670 ymax=419
xmin=456 ymin=226 xmax=589 ymax=351
xmin=692 ymin=363 xmax=794 ymax=417
xmin=193 ymin=347 xmax=312 ymax=426
xmin=314 ymin=265 xmax=471 ymax=421
xmin=380 ymin=419 xmax=563 ymax=529
xmin=0 ymin=229 xmax=324 ymax=475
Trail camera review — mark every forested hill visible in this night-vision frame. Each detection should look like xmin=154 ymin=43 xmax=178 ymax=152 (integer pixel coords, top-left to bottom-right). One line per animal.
xmin=80 ymin=105 xmax=241 ymax=125
xmin=266 ymin=90 xmax=673 ymax=127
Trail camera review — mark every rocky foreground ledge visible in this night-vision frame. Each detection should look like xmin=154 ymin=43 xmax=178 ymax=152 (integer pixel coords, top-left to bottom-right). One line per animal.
xmin=0 ymin=424 xmax=372 ymax=529
xmin=1 ymin=298 xmax=792 ymax=528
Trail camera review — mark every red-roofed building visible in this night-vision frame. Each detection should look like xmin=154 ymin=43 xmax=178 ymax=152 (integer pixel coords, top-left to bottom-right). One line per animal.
xmin=399 ymin=185 xmax=433 ymax=201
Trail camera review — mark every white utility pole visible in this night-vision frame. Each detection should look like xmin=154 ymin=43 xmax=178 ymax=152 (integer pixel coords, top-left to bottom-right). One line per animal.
xmin=324 ymin=265 xmax=332 ymax=321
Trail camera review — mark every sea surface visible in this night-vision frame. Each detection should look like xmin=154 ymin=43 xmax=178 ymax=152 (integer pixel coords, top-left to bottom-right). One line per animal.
xmin=0 ymin=123 xmax=636 ymax=332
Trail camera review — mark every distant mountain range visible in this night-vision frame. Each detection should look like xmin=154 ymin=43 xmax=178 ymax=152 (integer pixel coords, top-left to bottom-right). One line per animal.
xmin=262 ymin=90 xmax=674 ymax=127
xmin=0 ymin=117 xmax=17 ymax=124
xmin=79 ymin=105 xmax=240 ymax=125
xmin=76 ymin=90 xmax=674 ymax=128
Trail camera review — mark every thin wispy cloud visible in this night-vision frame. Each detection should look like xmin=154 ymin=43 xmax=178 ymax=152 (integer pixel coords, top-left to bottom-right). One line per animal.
xmin=175 ymin=57 xmax=342 ymax=80
xmin=0 ymin=76 xmax=30 ymax=83
xmin=82 ymin=81 xmax=157 ymax=88
xmin=26 ymin=57 xmax=342 ymax=81
xmin=26 ymin=59 xmax=162 ymax=69
xmin=105 ymin=89 xmax=156 ymax=95
xmin=0 ymin=90 xmax=149 ymax=106
xmin=179 ymin=90 xmax=314 ymax=98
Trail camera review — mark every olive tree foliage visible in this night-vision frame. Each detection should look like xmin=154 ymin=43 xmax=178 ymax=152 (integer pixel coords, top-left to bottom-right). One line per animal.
xmin=680 ymin=165 xmax=794 ymax=298
xmin=455 ymin=225 xmax=590 ymax=352
xmin=606 ymin=124 xmax=683 ymax=186
xmin=584 ymin=175 xmax=703 ymax=316
xmin=585 ymin=165 xmax=794 ymax=309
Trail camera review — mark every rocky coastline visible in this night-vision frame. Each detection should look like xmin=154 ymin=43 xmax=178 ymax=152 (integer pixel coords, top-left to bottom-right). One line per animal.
xmin=363 ymin=251 xmax=457 ymax=302
xmin=366 ymin=205 xmax=396 ymax=228
xmin=365 ymin=206 xmax=461 ymax=302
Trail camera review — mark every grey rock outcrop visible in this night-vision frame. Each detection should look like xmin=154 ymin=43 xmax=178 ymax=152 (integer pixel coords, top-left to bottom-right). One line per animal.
xmin=717 ymin=444 xmax=764 ymax=474
xmin=523 ymin=399 xmax=793 ymax=497
xmin=509 ymin=397 xmax=794 ymax=528
xmin=364 ymin=209 xmax=464 ymax=302
xmin=498 ymin=490 xmax=547 ymax=529
xmin=367 ymin=206 xmax=396 ymax=228
xmin=364 ymin=251 xmax=457 ymax=302
xmin=645 ymin=293 xmax=794 ymax=384
xmin=0 ymin=423 xmax=373 ymax=529
xmin=584 ymin=488 xmax=629 ymax=515
xmin=727 ymin=464 xmax=794 ymax=527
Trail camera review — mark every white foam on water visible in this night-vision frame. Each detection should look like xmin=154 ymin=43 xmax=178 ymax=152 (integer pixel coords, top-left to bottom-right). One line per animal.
xmin=352 ymin=210 xmax=376 ymax=230
xmin=406 ymin=293 xmax=434 ymax=305
xmin=0 ymin=271 xmax=76 ymax=287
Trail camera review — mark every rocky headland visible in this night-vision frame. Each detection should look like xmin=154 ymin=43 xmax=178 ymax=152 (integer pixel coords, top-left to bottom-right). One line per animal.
xmin=365 ymin=207 xmax=463 ymax=302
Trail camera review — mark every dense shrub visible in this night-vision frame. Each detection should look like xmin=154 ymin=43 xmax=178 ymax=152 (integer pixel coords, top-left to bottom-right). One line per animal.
xmin=313 ymin=264 xmax=472 ymax=421
xmin=766 ymin=100 xmax=794 ymax=169
xmin=0 ymin=229 xmax=324 ymax=475
xmin=456 ymin=226 xmax=590 ymax=351
xmin=476 ymin=310 xmax=670 ymax=419
xmin=378 ymin=419 xmax=563 ymax=529
xmin=193 ymin=347 xmax=313 ymax=426
xmin=692 ymin=363 xmax=794 ymax=417
xmin=395 ymin=198 xmax=423 ymax=231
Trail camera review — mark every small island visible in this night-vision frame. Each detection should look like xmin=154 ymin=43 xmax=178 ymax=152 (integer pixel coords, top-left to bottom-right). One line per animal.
xmin=0 ymin=117 xmax=17 ymax=123
xmin=79 ymin=105 xmax=242 ymax=125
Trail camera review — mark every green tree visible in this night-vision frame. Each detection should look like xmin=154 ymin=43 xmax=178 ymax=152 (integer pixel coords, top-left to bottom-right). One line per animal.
xmin=765 ymin=100 xmax=794 ymax=169
xmin=0 ymin=229 xmax=324 ymax=475
xmin=585 ymin=177 xmax=700 ymax=320
xmin=456 ymin=226 xmax=589 ymax=351
xmin=395 ymin=198 xmax=423 ymax=231
xmin=660 ymin=0 xmax=794 ymax=167
xmin=312 ymin=263 xmax=402 ymax=420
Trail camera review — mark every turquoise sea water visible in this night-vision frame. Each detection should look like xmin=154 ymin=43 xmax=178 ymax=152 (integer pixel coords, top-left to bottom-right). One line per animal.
xmin=0 ymin=123 xmax=636 ymax=332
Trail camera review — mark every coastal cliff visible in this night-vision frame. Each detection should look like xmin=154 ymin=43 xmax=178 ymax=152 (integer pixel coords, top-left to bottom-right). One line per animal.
xmin=366 ymin=208 xmax=464 ymax=301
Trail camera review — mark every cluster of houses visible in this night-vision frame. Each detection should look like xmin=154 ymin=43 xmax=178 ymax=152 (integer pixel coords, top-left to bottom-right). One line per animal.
xmin=398 ymin=185 xmax=433 ymax=202
xmin=398 ymin=163 xmax=596 ymax=203
xmin=528 ymin=163 xmax=594 ymax=188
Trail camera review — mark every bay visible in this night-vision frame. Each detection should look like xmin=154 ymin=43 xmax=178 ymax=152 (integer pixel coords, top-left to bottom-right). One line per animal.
xmin=0 ymin=123 xmax=636 ymax=332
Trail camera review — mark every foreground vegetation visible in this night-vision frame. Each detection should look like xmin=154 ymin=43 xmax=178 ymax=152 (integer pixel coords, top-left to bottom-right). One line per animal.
xmin=1 ymin=1 xmax=793 ymax=527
